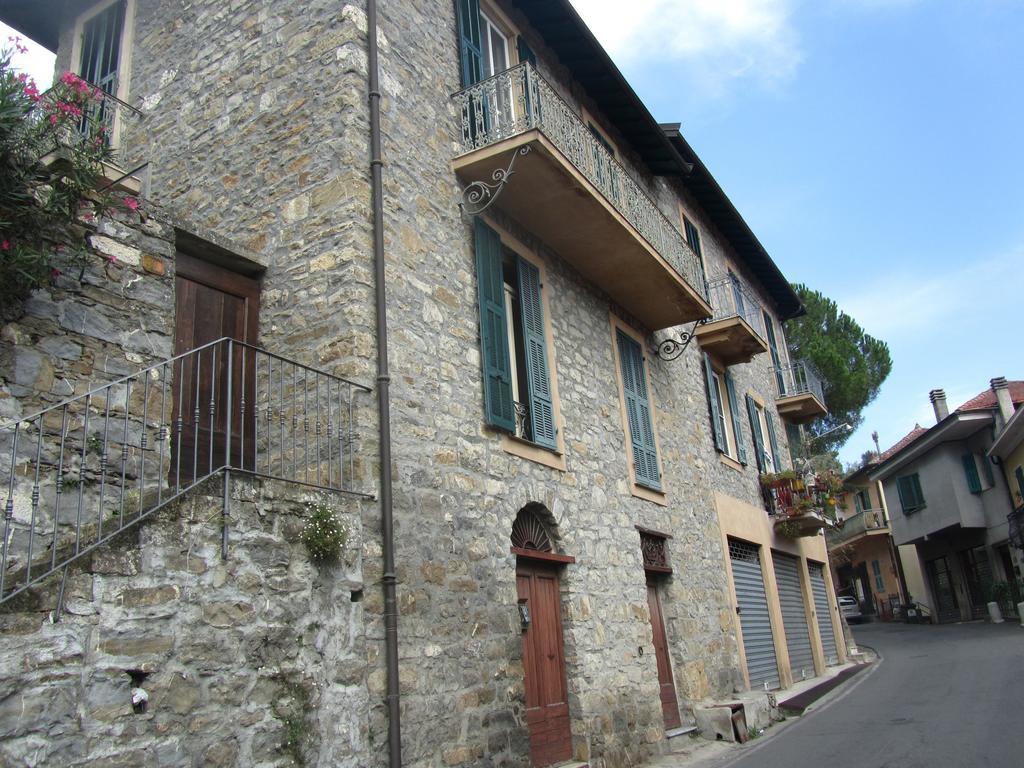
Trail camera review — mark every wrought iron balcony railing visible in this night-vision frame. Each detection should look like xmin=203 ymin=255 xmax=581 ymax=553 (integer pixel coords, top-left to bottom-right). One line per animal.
xmin=705 ymin=276 xmax=766 ymax=338
xmin=826 ymin=508 xmax=887 ymax=547
xmin=452 ymin=62 xmax=707 ymax=303
xmin=1 ymin=338 xmax=371 ymax=607
xmin=776 ymin=360 xmax=825 ymax=402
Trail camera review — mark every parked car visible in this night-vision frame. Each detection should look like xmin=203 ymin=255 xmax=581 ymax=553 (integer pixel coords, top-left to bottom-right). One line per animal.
xmin=838 ymin=596 xmax=863 ymax=623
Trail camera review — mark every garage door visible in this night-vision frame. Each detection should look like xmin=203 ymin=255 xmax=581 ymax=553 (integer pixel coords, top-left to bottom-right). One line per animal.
xmin=808 ymin=562 xmax=839 ymax=665
xmin=772 ymin=552 xmax=815 ymax=680
xmin=729 ymin=539 xmax=780 ymax=690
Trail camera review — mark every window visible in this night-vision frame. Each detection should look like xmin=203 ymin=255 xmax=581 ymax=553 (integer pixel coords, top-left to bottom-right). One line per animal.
xmin=703 ymin=353 xmax=747 ymax=465
xmin=762 ymin=309 xmax=785 ymax=395
xmin=871 ymin=560 xmax=884 ymax=592
xmin=853 ymin=488 xmax=870 ymax=513
xmin=896 ymin=473 xmax=925 ymax=515
xmin=474 ymin=218 xmax=557 ymax=451
xmin=683 ymin=216 xmax=701 ymax=259
xmin=73 ymin=0 xmax=133 ymax=145
xmin=480 ymin=10 xmax=510 ymax=78
xmin=745 ymin=395 xmax=781 ymax=473
xmin=728 ymin=270 xmax=746 ymax=317
xmin=962 ymin=454 xmax=982 ymax=494
xmin=613 ymin=323 xmax=663 ymax=495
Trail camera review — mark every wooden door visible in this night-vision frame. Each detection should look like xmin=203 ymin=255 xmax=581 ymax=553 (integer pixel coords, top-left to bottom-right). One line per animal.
xmin=516 ymin=560 xmax=572 ymax=767
xmin=646 ymin=577 xmax=681 ymax=730
xmin=172 ymin=253 xmax=260 ymax=482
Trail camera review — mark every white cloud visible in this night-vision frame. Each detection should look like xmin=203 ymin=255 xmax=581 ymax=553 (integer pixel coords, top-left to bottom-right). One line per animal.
xmin=569 ymin=0 xmax=803 ymax=93
xmin=835 ymin=247 xmax=1022 ymax=344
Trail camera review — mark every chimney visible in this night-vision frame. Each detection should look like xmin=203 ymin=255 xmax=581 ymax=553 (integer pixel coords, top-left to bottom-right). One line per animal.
xmin=929 ymin=389 xmax=948 ymax=423
xmin=991 ymin=377 xmax=1015 ymax=423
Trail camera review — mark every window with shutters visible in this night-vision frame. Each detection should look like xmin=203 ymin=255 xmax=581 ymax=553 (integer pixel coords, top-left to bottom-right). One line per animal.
xmin=745 ymin=394 xmax=782 ymax=474
xmin=962 ymin=454 xmax=982 ymax=494
xmin=72 ymin=0 xmax=135 ymax=146
xmin=702 ymin=354 xmax=746 ymax=468
xmin=611 ymin=317 xmax=665 ymax=501
xmin=896 ymin=473 xmax=926 ymax=515
xmin=473 ymin=218 xmax=564 ymax=468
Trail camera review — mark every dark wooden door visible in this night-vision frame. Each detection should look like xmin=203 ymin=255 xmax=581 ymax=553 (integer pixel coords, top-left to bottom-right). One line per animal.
xmin=516 ymin=560 xmax=572 ymax=767
xmin=926 ymin=556 xmax=960 ymax=623
xmin=172 ymin=253 xmax=260 ymax=482
xmin=646 ymin=577 xmax=681 ymax=730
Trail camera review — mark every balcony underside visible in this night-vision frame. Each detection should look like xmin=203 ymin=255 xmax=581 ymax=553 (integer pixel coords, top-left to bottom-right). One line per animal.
xmin=775 ymin=511 xmax=828 ymax=537
xmin=454 ymin=131 xmax=712 ymax=331
xmin=826 ymin=526 xmax=889 ymax=549
xmin=776 ymin=392 xmax=828 ymax=423
xmin=694 ymin=317 xmax=768 ymax=365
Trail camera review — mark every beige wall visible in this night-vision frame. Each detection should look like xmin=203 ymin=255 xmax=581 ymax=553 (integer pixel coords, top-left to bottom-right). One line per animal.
xmin=715 ymin=491 xmax=846 ymax=691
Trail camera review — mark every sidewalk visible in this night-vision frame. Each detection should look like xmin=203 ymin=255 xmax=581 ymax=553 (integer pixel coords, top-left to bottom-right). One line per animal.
xmin=639 ymin=649 xmax=877 ymax=768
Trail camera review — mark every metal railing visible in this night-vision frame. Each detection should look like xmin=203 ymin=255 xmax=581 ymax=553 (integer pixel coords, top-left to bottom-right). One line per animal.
xmin=1 ymin=338 xmax=371 ymax=606
xmin=452 ymin=62 xmax=707 ymax=302
xmin=776 ymin=360 xmax=825 ymax=402
xmin=826 ymin=508 xmax=887 ymax=546
xmin=705 ymin=276 xmax=766 ymax=338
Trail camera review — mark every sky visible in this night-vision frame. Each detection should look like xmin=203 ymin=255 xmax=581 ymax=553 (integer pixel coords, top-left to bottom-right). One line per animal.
xmin=566 ymin=0 xmax=1024 ymax=465
xmin=4 ymin=5 xmax=1022 ymax=466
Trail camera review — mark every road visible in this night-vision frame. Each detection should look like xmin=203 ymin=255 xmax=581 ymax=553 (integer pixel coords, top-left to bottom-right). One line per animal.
xmin=716 ymin=620 xmax=1024 ymax=768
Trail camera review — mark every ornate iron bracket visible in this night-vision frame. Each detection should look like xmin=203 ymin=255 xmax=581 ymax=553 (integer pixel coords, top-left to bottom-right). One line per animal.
xmin=458 ymin=146 xmax=531 ymax=216
xmin=648 ymin=319 xmax=706 ymax=361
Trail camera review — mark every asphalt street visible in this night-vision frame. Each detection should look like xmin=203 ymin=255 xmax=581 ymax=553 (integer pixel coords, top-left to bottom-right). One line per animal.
xmin=713 ymin=620 xmax=1024 ymax=768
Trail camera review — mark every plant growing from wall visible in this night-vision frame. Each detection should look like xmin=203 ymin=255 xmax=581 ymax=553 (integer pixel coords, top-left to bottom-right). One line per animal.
xmin=0 ymin=41 xmax=134 ymax=317
xmin=300 ymin=501 xmax=348 ymax=563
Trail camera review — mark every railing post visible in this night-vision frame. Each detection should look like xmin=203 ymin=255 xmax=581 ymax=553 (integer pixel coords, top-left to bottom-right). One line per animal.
xmin=223 ymin=339 xmax=233 ymax=561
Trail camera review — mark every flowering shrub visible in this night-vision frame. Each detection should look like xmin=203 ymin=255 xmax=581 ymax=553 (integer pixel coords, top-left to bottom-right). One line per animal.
xmin=300 ymin=502 xmax=348 ymax=564
xmin=0 ymin=39 xmax=135 ymax=316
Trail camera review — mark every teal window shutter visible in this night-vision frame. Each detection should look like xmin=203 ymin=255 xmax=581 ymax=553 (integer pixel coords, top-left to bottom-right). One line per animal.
xmin=516 ymin=255 xmax=556 ymax=449
xmin=724 ymin=372 xmax=747 ymax=465
xmin=764 ymin=411 xmax=781 ymax=472
xmin=473 ymin=219 xmax=515 ymax=432
xmin=745 ymin=394 xmax=766 ymax=473
xmin=962 ymin=454 xmax=982 ymax=494
xmin=517 ymin=35 xmax=536 ymax=66
xmin=981 ymin=456 xmax=995 ymax=488
xmin=763 ymin=309 xmax=785 ymax=395
xmin=702 ymin=353 xmax=726 ymax=453
xmin=617 ymin=330 xmax=661 ymax=490
xmin=455 ymin=0 xmax=483 ymax=87
xmin=854 ymin=492 xmax=863 ymax=514
xmin=897 ymin=474 xmax=925 ymax=514
xmin=1015 ymin=466 xmax=1024 ymax=501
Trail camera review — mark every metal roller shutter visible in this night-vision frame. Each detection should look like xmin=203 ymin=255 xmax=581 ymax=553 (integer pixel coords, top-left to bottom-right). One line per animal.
xmin=809 ymin=562 xmax=839 ymax=665
xmin=729 ymin=539 xmax=780 ymax=690
xmin=772 ymin=553 xmax=815 ymax=680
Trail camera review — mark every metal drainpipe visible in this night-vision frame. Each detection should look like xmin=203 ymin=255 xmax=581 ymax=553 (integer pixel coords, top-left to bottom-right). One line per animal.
xmin=367 ymin=0 xmax=402 ymax=765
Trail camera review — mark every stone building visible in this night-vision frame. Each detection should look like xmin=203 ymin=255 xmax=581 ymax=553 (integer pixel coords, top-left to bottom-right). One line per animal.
xmin=0 ymin=1 xmax=844 ymax=766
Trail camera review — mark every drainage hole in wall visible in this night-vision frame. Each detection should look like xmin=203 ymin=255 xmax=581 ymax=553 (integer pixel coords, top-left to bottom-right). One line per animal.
xmin=125 ymin=669 xmax=150 ymax=714
xmin=351 ymin=589 xmax=363 ymax=602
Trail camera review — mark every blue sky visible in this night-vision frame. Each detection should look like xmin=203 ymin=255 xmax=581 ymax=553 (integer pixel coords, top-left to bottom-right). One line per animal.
xmin=5 ymin=4 xmax=1022 ymax=465
xmin=569 ymin=0 xmax=1024 ymax=464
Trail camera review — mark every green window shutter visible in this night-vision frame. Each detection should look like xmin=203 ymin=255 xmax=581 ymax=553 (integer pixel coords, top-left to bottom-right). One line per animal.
xmin=854 ymin=492 xmax=863 ymax=514
xmin=1015 ymin=466 xmax=1024 ymax=501
xmin=962 ymin=454 xmax=982 ymax=494
xmin=764 ymin=411 xmax=781 ymax=472
xmin=897 ymin=474 xmax=925 ymax=513
xmin=516 ymin=35 xmax=536 ymax=66
xmin=617 ymin=330 xmax=661 ymax=490
xmin=473 ymin=218 xmax=515 ymax=432
xmin=516 ymin=255 xmax=556 ymax=449
xmin=785 ymin=422 xmax=802 ymax=465
xmin=702 ymin=353 xmax=725 ymax=453
xmin=981 ymin=456 xmax=995 ymax=488
xmin=745 ymin=394 xmax=766 ymax=473
xmin=455 ymin=0 xmax=483 ymax=87
xmin=896 ymin=476 xmax=908 ymax=511
xmin=724 ymin=372 xmax=748 ymax=465
xmin=762 ymin=309 xmax=785 ymax=394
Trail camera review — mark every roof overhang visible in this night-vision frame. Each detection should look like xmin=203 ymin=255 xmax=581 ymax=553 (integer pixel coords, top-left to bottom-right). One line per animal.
xmin=869 ymin=411 xmax=993 ymax=481
xmin=989 ymin=406 xmax=1024 ymax=459
xmin=0 ymin=0 xmax=90 ymax=52
xmin=662 ymin=125 xmax=804 ymax=320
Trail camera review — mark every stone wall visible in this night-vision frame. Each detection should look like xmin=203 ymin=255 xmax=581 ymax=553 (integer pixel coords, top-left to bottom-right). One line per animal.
xmin=0 ymin=476 xmax=368 ymax=767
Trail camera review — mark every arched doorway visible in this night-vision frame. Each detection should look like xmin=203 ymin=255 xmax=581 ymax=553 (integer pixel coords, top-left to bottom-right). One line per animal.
xmin=512 ymin=505 xmax=573 ymax=767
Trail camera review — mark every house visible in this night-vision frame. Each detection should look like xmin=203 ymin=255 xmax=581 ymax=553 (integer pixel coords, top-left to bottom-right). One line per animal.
xmin=0 ymin=1 xmax=844 ymax=766
xmin=870 ymin=379 xmax=1024 ymax=624
xmin=827 ymin=461 xmax=927 ymax=620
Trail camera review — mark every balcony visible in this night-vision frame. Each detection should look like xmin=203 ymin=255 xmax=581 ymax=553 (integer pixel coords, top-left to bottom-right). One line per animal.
xmin=826 ymin=509 xmax=888 ymax=548
xmin=693 ymin=276 xmax=768 ymax=365
xmin=775 ymin=360 xmax=827 ymax=423
xmin=761 ymin=471 xmax=841 ymax=538
xmin=452 ymin=63 xmax=711 ymax=331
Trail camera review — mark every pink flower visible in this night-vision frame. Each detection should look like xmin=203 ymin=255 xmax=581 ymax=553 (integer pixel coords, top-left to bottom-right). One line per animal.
xmin=123 ymin=197 xmax=139 ymax=211
xmin=51 ymin=268 xmax=62 ymax=279
xmin=49 ymin=114 xmax=58 ymax=125
xmin=106 ymin=254 xmax=117 ymax=263
xmin=1 ymin=240 xmax=10 ymax=251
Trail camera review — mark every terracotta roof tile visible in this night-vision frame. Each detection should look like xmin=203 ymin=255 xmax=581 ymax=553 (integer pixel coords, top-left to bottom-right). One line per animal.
xmin=955 ymin=381 xmax=1024 ymax=413
xmin=879 ymin=425 xmax=929 ymax=463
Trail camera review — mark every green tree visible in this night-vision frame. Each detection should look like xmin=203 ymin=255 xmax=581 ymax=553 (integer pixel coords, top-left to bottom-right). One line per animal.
xmin=785 ymin=283 xmax=892 ymax=454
